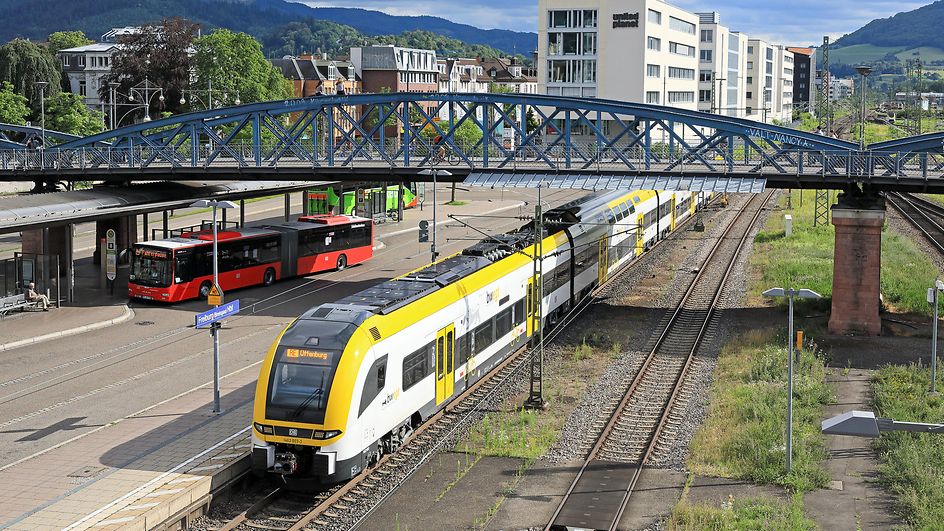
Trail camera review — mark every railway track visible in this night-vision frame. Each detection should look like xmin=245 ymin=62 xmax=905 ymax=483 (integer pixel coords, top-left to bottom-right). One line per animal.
xmin=213 ymin=198 xmax=725 ymax=531
xmin=886 ymin=192 xmax=944 ymax=254
xmin=546 ymin=190 xmax=773 ymax=531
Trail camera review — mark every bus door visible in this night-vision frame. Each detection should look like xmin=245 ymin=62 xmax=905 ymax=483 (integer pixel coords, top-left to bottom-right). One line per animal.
xmin=598 ymin=237 xmax=608 ymax=285
xmin=280 ymin=230 xmax=297 ymax=278
xmin=435 ymin=323 xmax=455 ymax=405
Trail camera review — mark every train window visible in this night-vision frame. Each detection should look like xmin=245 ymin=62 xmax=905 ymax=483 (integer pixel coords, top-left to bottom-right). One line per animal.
xmin=446 ymin=331 xmax=454 ymax=374
xmin=473 ymin=319 xmax=494 ymax=355
xmin=514 ymin=299 xmax=525 ymax=325
xmin=456 ymin=334 xmax=470 ymax=365
xmin=605 ymin=210 xmax=616 ymax=224
xmin=402 ymin=343 xmax=432 ymax=391
xmin=437 ymin=336 xmax=445 ymax=379
xmin=358 ymin=355 xmax=388 ymax=416
xmin=496 ymin=308 xmax=513 ymax=338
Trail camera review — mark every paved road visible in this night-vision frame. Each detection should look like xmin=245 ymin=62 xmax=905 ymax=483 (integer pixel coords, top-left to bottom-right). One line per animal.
xmin=0 ymin=186 xmax=577 ymax=467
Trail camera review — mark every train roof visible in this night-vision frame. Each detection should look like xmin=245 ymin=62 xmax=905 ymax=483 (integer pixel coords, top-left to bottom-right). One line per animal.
xmin=306 ymin=191 xmax=617 ymax=319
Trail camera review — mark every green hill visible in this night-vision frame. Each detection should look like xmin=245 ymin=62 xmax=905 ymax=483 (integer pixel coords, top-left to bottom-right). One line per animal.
xmin=835 ymin=1 xmax=944 ymax=49
xmin=828 ymin=44 xmax=944 ymax=65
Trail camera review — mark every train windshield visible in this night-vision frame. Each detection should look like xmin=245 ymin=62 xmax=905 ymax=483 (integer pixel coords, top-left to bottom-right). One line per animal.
xmin=129 ymin=246 xmax=173 ymax=287
xmin=265 ymin=319 xmax=357 ymax=425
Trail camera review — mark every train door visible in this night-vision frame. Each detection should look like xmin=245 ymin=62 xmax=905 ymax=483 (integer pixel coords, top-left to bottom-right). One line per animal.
xmin=670 ymin=194 xmax=677 ymax=231
xmin=435 ymin=323 xmax=455 ymax=405
xmin=526 ymin=277 xmax=536 ymax=337
xmin=597 ymin=237 xmax=608 ymax=284
xmin=636 ymin=214 xmax=645 ymax=256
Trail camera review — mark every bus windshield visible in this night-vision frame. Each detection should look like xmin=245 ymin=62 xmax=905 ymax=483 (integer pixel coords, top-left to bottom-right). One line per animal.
xmin=130 ymin=246 xmax=173 ymax=287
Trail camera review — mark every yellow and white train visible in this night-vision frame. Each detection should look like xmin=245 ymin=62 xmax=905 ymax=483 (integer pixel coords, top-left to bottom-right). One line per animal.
xmin=251 ymin=189 xmax=710 ymax=486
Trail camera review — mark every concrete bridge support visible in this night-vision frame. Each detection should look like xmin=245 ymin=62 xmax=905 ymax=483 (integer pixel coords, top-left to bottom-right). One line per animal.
xmin=828 ymin=192 xmax=885 ymax=336
xmin=92 ymin=216 xmax=137 ymax=266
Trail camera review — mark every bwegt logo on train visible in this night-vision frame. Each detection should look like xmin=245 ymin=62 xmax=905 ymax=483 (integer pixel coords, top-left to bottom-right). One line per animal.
xmin=286 ymin=348 xmax=329 ymax=360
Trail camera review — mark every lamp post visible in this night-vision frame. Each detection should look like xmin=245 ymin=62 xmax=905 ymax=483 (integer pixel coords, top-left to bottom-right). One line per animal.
xmin=763 ymin=287 xmax=823 ymax=474
xmin=108 ymin=82 xmax=120 ymax=129
xmin=418 ymin=168 xmax=452 ymax=263
xmin=190 ymin=198 xmax=238 ymax=413
xmin=855 ymin=65 xmax=872 ymax=150
xmin=930 ymin=279 xmax=944 ymax=394
xmin=34 ymin=81 xmax=48 ymax=149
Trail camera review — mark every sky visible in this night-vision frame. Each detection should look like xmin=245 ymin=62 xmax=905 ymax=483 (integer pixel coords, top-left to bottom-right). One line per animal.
xmin=299 ymin=0 xmax=931 ymax=45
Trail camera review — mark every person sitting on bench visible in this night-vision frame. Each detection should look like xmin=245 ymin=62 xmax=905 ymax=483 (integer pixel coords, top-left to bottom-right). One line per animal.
xmin=26 ymin=282 xmax=49 ymax=311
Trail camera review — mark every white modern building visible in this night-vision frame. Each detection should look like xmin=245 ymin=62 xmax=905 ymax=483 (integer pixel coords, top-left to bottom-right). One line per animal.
xmin=538 ymin=0 xmax=699 ymax=111
xmin=744 ymin=39 xmax=793 ymax=122
xmin=695 ymin=12 xmax=747 ymax=118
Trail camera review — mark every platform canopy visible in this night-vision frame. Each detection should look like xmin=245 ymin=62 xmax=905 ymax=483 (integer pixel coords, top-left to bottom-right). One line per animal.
xmin=462 ymin=172 xmax=765 ymax=193
xmin=0 ymin=180 xmax=333 ymax=234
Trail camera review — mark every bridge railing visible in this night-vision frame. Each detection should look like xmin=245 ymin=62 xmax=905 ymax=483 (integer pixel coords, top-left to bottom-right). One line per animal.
xmin=0 ymin=141 xmax=940 ymax=180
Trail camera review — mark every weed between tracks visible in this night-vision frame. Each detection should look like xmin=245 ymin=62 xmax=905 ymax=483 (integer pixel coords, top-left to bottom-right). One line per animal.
xmin=668 ymin=492 xmax=816 ymax=530
xmin=871 ymin=363 xmax=944 ymax=528
xmin=748 ymin=192 xmax=936 ymax=315
xmin=687 ymin=329 xmax=833 ymax=493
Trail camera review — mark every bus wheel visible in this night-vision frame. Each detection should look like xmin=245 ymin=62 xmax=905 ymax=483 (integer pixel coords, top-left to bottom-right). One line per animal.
xmin=199 ymin=281 xmax=212 ymax=297
xmin=336 ymin=254 xmax=347 ymax=270
xmin=263 ymin=268 xmax=276 ymax=286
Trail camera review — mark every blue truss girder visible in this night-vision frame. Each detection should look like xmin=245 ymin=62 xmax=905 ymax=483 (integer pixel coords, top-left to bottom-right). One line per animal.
xmin=6 ymin=92 xmax=944 ymax=183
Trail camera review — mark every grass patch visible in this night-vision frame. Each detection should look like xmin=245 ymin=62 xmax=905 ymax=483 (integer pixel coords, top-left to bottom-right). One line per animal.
xmin=687 ymin=329 xmax=833 ymax=492
xmin=871 ymin=363 xmax=944 ymax=528
xmin=445 ymin=200 xmax=468 ymax=206
xmin=668 ymin=492 xmax=816 ymax=530
xmin=748 ymin=192 xmax=937 ymax=314
xmin=460 ymin=407 xmax=559 ymax=461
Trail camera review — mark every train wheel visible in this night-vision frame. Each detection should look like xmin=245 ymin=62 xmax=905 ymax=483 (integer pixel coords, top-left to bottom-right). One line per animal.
xmin=336 ymin=254 xmax=347 ymax=271
xmin=263 ymin=268 xmax=276 ymax=286
xmin=199 ymin=281 xmax=212 ymax=297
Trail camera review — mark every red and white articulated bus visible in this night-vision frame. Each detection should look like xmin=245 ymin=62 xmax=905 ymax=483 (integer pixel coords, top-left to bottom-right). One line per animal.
xmin=128 ymin=215 xmax=373 ymax=302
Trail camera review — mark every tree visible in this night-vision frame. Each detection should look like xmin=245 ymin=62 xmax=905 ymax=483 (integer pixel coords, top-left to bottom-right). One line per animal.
xmin=44 ymin=91 xmax=104 ymax=136
xmin=0 ymin=38 xmax=61 ymax=115
xmin=46 ymin=31 xmax=93 ymax=55
xmin=102 ymin=18 xmax=200 ymax=122
xmin=0 ymin=81 xmax=29 ymax=124
xmin=192 ymin=29 xmax=293 ymax=108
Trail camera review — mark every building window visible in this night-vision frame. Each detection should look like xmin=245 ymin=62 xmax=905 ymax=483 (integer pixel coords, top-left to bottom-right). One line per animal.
xmin=668 ymin=91 xmax=694 ymax=103
xmin=747 ymin=45 xmax=754 ymax=54
xmin=583 ymin=10 xmax=597 ymax=27
xmin=549 ymin=10 xmax=568 ymax=28
xmin=648 ymin=9 xmax=661 ymax=24
xmin=669 ymin=67 xmax=694 ymax=80
xmin=647 ymin=37 xmax=661 ymax=51
xmin=799 ymin=72 xmax=807 ymax=79
xmin=766 ymin=47 xmax=774 ymax=60
xmin=582 ymin=32 xmax=597 ymax=55
xmin=669 ymin=16 xmax=695 ymax=34
xmin=78 ymin=80 xmax=87 ymax=96
xmin=699 ymin=69 xmax=712 ymax=82
xmin=747 ymin=76 xmax=753 ymax=84
xmin=701 ymin=29 xmax=713 ymax=42
xmin=699 ymin=49 xmax=712 ymax=62
xmin=699 ymin=89 xmax=712 ymax=102
xmin=746 ymin=91 xmax=752 ymax=99
xmin=647 ymin=64 xmax=661 ymax=78
xmin=646 ymin=91 xmax=660 ymax=104
xmin=746 ymin=61 xmax=753 ymax=70
xmin=60 ymin=56 xmax=68 ymax=67
xmin=670 ymin=42 xmax=695 ymax=57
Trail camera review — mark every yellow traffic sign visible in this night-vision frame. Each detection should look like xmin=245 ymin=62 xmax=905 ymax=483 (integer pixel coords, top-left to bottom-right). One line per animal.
xmin=207 ymin=283 xmax=223 ymax=306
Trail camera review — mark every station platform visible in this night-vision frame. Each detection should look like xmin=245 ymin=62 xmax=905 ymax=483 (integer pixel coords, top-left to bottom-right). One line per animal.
xmin=0 ymin=362 xmax=259 ymax=530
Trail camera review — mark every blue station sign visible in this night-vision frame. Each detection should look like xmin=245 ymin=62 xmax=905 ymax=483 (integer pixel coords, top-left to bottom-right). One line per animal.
xmin=195 ymin=299 xmax=240 ymax=328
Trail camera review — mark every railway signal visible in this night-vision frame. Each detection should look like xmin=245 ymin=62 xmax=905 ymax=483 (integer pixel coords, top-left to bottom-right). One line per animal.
xmin=418 ymin=220 xmax=429 ymax=243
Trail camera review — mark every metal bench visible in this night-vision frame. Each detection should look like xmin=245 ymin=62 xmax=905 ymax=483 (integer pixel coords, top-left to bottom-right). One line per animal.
xmin=0 ymin=293 xmax=44 ymax=318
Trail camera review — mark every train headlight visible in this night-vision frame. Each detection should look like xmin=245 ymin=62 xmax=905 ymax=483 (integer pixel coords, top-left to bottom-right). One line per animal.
xmin=312 ymin=430 xmax=342 ymax=439
xmin=254 ymin=423 xmax=274 ymax=435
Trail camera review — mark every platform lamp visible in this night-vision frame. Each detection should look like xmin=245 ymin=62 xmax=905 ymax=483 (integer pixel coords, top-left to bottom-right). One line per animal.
xmin=763 ymin=287 xmax=823 ymax=474
xmin=855 ymin=65 xmax=872 ymax=151
xmin=418 ymin=168 xmax=452 ymax=263
xmin=190 ymin=198 xmax=238 ymax=413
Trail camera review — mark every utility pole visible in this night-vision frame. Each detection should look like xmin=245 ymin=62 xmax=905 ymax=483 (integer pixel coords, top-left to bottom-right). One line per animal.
xmin=525 ymin=185 xmax=547 ymax=410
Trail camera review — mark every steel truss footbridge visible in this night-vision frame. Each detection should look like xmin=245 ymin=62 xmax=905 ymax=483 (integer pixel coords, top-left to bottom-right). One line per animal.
xmin=3 ymin=93 xmax=944 ymax=192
